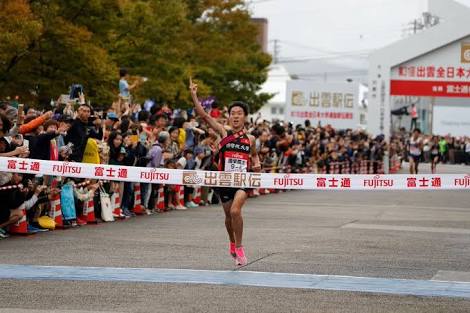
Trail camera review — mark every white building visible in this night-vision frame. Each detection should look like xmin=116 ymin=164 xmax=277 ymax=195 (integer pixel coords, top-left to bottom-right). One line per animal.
xmin=257 ymin=61 xmax=369 ymax=123
xmin=256 ymin=64 xmax=291 ymax=122
xmin=368 ymin=0 xmax=470 ymax=138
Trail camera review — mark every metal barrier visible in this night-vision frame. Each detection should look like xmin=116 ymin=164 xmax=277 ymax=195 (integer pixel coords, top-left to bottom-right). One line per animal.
xmin=317 ymin=161 xmax=385 ymax=175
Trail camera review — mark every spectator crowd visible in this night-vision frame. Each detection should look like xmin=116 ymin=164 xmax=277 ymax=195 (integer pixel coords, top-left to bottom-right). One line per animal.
xmin=0 ymin=78 xmax=468 ymax=239
xmin=390 ymin=127 xmax=470 ymax=173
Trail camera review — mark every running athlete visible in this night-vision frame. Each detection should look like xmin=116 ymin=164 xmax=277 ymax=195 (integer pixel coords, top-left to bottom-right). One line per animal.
xmin=408 ymin=128 xmax=423 ymax=174
xmin=190 ymin=78 xmax=261 ymax=266
xmin=430 ymin=136 xmax=440 ymax=174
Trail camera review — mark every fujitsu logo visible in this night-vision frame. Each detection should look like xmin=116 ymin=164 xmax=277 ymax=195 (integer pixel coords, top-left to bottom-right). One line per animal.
xmin=363 ymin=175 xmax=394 ymax=189
xmin=273 ymin=175 xmax=304 ymax=187
xmin=231 ymin=152 xmax=245 ymax=159
xmin=183 ymin=171 xmax=203 ymax=184
xmin=454 ymin=175 xmax=470 ymax=188
xmin=52 ymin=162 xmax=82 ymax=175
xmin=140 ymin=169 xmax=169 ymax=182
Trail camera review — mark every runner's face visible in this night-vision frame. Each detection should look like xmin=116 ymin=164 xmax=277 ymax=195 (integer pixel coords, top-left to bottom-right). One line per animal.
xmin=229 ymin=106 xmax=245 ymax=129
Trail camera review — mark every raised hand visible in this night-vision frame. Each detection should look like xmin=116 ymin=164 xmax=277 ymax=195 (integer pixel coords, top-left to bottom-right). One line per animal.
xmin=14 ymin=146 xmax=29 ymax=156
xmin=189 ymin=77 xmax=198 ymax=96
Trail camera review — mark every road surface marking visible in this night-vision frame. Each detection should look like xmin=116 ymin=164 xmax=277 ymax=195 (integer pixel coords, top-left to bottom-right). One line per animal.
xmin=0 ymin=264 xmax=469 ymax=299
xmin=342 ymin=223 xmax=470 ymax=234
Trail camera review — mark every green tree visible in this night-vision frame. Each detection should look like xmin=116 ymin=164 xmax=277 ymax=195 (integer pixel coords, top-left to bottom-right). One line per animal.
xmin=0 ymin=0 xmax=43 ymax=99
xmin=109 ymin=0 xmax=192 ymax=105
xmin=0 ymin=0 xmax=271 ymax=111
xmin=0 ymin=0 xmax=118 ymax=106
xmin=108 ymin=0 xmax=271 ymax=111
xmin=185 ymin=0 xmax=272 ymax=112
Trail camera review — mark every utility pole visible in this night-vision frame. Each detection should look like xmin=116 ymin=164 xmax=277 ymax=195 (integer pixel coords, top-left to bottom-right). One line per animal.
xmin=273 ymin=39 xmax=280 ymax=64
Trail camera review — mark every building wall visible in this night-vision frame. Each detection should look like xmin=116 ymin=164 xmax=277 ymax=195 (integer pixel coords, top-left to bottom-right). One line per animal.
xmin=251 ymin=18 xmax=268 ymax=53
xmin=433 ymin=98 xmax=470 ymax=136
xmin=257 ymin=102 xmax=285 ymax=122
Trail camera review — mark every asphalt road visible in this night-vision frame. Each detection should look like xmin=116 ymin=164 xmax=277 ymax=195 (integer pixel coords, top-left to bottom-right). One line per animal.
xmin=1 ymin=164 xmax=469 ymax=313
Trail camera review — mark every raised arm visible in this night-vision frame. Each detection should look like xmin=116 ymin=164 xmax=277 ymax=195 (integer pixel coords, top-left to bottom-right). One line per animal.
xmin=189 ymin=78 xmax=226 ymax=138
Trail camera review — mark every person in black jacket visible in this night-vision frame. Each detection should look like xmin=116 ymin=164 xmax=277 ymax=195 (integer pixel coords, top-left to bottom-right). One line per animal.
xmin=64 ymin=104 xmax=99 ymax=162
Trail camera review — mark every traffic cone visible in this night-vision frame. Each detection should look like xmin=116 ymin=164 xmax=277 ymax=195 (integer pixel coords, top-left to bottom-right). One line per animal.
xmin=82 ymin=198 xmax=97 ymax=224
xmin=390 ymin=158 xmax=400 ymax=174
xmin=193 ymin=186 xmax=201 ymax=205
xmin=9 ymin=204 xmax=28 ymax=235
xmin=132 ymin=184 xmax=145 ymax=215
xmin=111 ymin=189 xmax=125 ymax=219
xmin=49 ymin=193 xmax=63 ymax=229
xmin=176 ymin=185 xmax=185 ymax=207
xmin=155 ymin=185 xmax=166 ymax=213
xmin=110 ymin=183 xmax=124 ymax=219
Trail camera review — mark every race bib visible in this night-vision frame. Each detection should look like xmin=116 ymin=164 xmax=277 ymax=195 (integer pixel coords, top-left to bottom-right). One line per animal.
xmin=224 ymin=151 xmax=248 ymax=172
xmin=410 ymin=144 xmax=421 ymax=156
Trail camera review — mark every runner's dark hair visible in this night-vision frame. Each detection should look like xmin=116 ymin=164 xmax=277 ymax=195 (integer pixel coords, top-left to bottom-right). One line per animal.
xmin=228 ymin=101 xmax=249 ymax=116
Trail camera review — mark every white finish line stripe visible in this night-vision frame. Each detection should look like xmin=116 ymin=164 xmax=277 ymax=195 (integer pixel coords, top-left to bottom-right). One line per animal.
xmin=0 ymin=264 xmax=469 ymax=299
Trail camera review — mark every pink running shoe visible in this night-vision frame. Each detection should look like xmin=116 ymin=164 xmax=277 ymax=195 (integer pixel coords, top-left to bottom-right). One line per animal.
xmin=235 ymin=246 xmax=247 ymax=266
xmin=229 ymin=242 xmax=236 ymax=258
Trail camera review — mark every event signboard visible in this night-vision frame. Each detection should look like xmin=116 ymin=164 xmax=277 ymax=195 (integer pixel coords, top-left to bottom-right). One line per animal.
xmin=285 ymin=81 xmax=362 ymax=129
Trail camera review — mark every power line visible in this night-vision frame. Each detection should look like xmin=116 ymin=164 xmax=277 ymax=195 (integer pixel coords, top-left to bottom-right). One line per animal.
xmin=277 ymin=52 xmax=370 ymax=63
xmin=280 ymin=40 xmax=372 ymax=57
xmin=247 ymin=0 xmax=278 ymax=3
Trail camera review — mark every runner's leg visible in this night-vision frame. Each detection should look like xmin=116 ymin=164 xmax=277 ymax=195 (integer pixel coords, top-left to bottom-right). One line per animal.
xmin=433 ymin=156 xmax=439 ymax=174
xmin=230 ymin=190 xmax=248 ymax=248
xmin=223 ymin=200 xmax=235 ymax=244
xmin=409 ymin=157 xmax=415 ymax=174
xmin=414 ymin=157 xmax=419 ymax=174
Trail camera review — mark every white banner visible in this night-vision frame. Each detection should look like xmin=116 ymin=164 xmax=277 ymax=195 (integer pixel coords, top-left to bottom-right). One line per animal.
xmin=0 ymin=157 xmax=469 ymax=190
xmin=285 ymin=81 xmax=362 ymax=129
